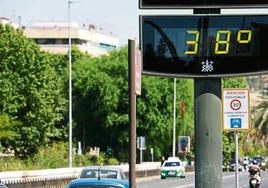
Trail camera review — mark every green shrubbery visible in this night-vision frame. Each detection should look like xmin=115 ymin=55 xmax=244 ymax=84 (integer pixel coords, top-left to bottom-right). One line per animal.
xmin=0 ymin=142 xmax=120 ymax=171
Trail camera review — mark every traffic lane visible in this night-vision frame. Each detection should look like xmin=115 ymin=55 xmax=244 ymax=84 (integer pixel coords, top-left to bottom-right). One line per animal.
xmin=137 ymin=172 xmax=194 ymax=188
xmin=222 ymin=171 xmax=268 ymax=188
xmin=137 ymin=171 xmax=268 ymax=188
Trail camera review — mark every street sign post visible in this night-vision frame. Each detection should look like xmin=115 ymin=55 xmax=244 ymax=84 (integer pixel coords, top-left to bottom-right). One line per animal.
xmin=222 ymin=88 xmax=250 ymax=188
xmin=178 ymin=136 xmax=190 ymax=153
xmin=222 ymin=89 xmax=251 ymax=131
xmin=137 ymin=136 xmax=146 ymax=164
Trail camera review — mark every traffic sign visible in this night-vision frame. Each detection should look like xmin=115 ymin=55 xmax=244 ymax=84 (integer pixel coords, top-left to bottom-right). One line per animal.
xmin=222 ymin=89 xmax=251 ymax=131
xmin=178 ymin=136 xmax=190 ymax=153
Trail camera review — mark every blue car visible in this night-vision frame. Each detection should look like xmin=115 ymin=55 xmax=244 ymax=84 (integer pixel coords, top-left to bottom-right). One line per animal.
xmin=0 ymin=183 xmax=7 ymax=188
xmin=67 ymin=178 xmax=129 ymax=188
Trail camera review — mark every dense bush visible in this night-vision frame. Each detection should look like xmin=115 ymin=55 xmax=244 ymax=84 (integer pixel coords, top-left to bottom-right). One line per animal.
xmin=0 ymin=142 xmax=120 ymax=171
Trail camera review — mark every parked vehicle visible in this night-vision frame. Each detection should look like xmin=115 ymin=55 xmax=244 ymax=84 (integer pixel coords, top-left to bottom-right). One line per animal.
xmin=78 ymin=166 xmax=126 ymax=180
xmin=67 ymin=178 xmax=129 ymax=188
xmin=160 ymin=157 xmax=185 ymax=179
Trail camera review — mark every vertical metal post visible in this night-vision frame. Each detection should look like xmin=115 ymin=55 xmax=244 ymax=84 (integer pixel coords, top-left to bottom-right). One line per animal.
xmin=140 ymin=137 xmax=143 ymax=164
xmin=194 ymin=79 xmax=222 ymax=188
xmin=128 ymin=39 xmax=136 ymax=188
xmin=140 ymin=148 xmax=143 ymax=164
xmin=68 ymin=0 xmax=73 ymax=168
xmin=173 ymin=78 xmax=177 ymax=157
xmin=235 ymin=131 xmax=239 ymax=188
xmin=151 ymin=148 xmax=154 ymax=162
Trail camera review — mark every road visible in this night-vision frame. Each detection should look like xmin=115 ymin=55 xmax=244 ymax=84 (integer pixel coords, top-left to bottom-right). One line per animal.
xmin=137 ymin=171 xmax=268 ymax=188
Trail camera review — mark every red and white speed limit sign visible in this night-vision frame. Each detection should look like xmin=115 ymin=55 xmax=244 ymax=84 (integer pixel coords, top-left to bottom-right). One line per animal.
xmin=230 ymin=99 xmax=241 ymax=111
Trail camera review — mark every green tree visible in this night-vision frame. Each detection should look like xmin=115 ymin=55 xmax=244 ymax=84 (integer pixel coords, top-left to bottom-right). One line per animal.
xmin=0 ymin=24 xmax=67 ymax=158
xmin=72 ymin=47 xmax=194 ymax=161
xmin=249 ymin=100 xmax=268 ymax=148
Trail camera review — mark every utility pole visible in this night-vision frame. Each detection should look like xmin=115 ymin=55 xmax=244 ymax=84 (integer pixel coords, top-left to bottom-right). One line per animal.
xmin=194 ymin=79 xmax=222 ymax=188
xmin=173 ymin=78 xmax=177 ymax=157
xmin=128 ymin=39 xmax=136 ymax=188
xmin=68 ymin=0 xmax=73 ymax=168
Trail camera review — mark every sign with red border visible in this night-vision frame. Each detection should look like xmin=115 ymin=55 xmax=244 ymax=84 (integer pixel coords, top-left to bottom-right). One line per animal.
xmin=222 ymin=89 xmax=251 ymax=131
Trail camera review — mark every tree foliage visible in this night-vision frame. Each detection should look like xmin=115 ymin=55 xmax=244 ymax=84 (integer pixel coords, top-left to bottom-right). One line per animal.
xmin=72 ymin=47 xmax=194 ymax=160
xmin=0 ymin=23 xmax=254 ymax=163
xmin=0 ymin=24 xmax=67 ymax=158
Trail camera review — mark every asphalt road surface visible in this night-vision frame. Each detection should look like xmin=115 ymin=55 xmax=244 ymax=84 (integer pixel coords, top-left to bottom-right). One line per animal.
xmin=137 ymin=171 xmax=268 ymax=188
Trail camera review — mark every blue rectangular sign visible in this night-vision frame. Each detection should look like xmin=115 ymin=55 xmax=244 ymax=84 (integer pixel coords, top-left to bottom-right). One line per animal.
xmin=230 ymin=118 xmax=242 ymax=129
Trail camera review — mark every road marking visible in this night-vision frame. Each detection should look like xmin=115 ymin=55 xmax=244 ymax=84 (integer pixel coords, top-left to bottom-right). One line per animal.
xmin=172 ymin=174 xmax=237 ymax=188
xmin=173 ymin=183 xmax=195 ymax=188
xmin=223 ymin=174 xmax=235 ymax=179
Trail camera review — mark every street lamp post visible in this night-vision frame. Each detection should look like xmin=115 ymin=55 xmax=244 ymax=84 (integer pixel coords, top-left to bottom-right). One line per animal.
xmin=173 ymin=78 xmax=176 ymax=157
xmin=68 ymin=0 xmax=73 ymax=168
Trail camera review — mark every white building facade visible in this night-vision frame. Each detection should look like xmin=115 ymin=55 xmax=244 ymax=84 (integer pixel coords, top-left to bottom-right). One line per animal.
xmin=24 ymin=21 xmax=119 ymax=56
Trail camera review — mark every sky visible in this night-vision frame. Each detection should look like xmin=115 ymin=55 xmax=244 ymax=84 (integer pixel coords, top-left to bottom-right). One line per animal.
xmin=0 ymin=0 xmax=141 ymax=45
xmin=1 ymin=0 xmax=268 ymax=45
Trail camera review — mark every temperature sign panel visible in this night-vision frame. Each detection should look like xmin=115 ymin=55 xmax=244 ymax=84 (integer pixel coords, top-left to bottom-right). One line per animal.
xmin=140 ymin=15 xmax=268 ymax=78
xmin=222 ymin=89 xmax=250 ymax=131
xmin=140 ymin=0 xmax=268 ymax=9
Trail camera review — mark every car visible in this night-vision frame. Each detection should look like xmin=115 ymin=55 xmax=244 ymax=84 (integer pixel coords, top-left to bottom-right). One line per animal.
xmin=253 ymin=156 xmax=266 ymax=171
xmin=67 ymin=178 xmax=129 ymax=188
xmin=0 ymin=183 xmax=7 ymax=188
xmin=78 ymin=166 xmax=127 ymax=180
xmin=160 ymin=157 xmax=185 ymax=179
xmin=229 ymin=159 xmax=243 ymax=171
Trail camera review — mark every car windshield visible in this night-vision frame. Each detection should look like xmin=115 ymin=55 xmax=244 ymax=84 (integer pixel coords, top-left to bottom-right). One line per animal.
xmin=230 ymin=159 xmax=241 ymax=164
xmin=80 ymin=169 xmax=118 ymax=179
xmin=253 ymin=157 xmax=264 ymax=163
xmin=164 ymin=162 xmax=180 ymax=167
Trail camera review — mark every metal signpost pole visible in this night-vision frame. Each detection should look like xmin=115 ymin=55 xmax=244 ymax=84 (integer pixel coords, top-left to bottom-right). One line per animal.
xmin=151 ymin=148 xmax=154 ymax=162
xmin=140 ymin=138 xmax=143 ymax=164
xmin=223 ymin=89 xmax=250 ymax=187
xmin=140 ymin=148 xmax=142 ymax=164
xmin=68 ymin=0 xmax=72 ymax=168
xmin=235 ymin=131 xmax=239 ymax=188
xmin=173 ymin=78 xmax=177 ymax=157
xmin=128 ymin=39 xmax=136 ymax=188
xmin=194 ymin=79 xmax=222 ymax=188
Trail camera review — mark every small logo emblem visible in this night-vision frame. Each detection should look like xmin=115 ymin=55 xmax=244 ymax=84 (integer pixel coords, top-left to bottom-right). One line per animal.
xmin=201 ymin=60 xmax=214 ymax=72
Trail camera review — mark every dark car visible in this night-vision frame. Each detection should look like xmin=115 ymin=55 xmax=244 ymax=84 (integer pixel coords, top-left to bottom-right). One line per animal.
xmin=229 ymin=159 xmax=243 ymax=171
xmin=67 ymin=178 xmax=129 ymax=188
xmin=78 ymin=166 xmax=126 ymax=180
xmin=253 ymin=156 xmax=266 ymax=171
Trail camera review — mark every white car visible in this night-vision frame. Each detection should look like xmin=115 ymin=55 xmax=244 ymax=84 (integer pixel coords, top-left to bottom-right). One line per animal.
xmin=160 ymin=157 xmax=186 ymax=179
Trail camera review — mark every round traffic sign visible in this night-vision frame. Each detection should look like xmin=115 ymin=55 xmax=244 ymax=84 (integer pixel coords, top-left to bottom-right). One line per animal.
xmin=230 ymin=99 xmax=241 ymax=111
